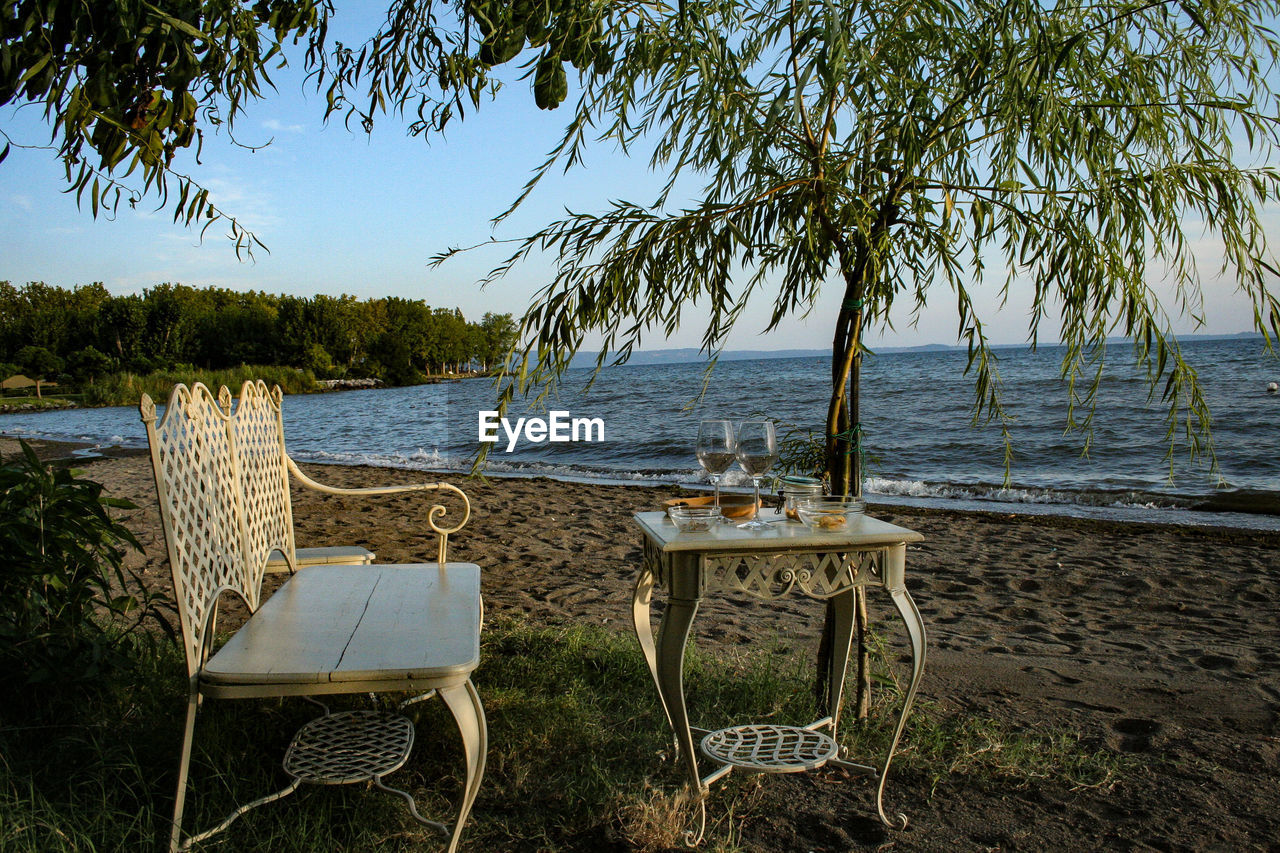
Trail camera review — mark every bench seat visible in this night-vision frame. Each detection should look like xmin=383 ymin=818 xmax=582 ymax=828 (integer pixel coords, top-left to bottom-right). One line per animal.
xmin=265 ymin=545 xmax=375 ymax=572
xmin=202 ymin=563 xmax=481 ymax=698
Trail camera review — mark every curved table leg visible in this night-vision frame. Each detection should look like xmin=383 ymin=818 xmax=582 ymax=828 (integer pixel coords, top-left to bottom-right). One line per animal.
xmin=875 ymin=586 xmax=928 ymax=830
xmin=440 ymin=680 xmax=488 ymax=853
xmin=657 ymin=596 xmax=703 ymax=793
xmin=632 ymin=567 xmax=674 ymax=732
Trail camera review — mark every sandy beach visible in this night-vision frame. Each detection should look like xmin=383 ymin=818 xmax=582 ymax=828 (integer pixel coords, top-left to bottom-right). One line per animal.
xmin=5 ymin=436 xmax=1279 ymax=850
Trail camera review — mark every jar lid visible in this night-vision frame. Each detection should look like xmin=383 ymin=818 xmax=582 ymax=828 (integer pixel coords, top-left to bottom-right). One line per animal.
xmin=779 ymin=475 xmax=823 ymax=487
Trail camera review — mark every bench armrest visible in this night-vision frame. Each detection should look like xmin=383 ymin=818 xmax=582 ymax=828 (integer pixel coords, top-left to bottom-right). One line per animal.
xmin=286 ymin=455 xmax=471 ymax=563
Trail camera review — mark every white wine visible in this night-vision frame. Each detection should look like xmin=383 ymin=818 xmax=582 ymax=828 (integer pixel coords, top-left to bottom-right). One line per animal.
xmin=737 ymin=451 xmax=778 ymax=476
xmin=697 ymin=450 xmax=736 ymax=473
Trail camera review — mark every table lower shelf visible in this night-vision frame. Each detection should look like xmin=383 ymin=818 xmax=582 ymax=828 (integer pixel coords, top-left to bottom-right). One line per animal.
xmin=700 ymin=724 xmax=838 ymax=774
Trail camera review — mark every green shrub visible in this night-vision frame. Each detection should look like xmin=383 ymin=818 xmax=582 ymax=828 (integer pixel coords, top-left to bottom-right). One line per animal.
xmin=80 ymin=365 xmax=318 ymax=406
xmin=0 ymin=441 xmax=172 ymax=686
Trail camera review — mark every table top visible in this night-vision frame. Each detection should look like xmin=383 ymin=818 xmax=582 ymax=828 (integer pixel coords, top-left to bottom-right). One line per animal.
xmin=635 ymin=510 xmax=923 ymax=553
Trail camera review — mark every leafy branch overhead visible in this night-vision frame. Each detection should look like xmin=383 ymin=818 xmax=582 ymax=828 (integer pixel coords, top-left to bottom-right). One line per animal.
xmin=4 ymin=0 xmax=1280 ymax=484
xmin=0 ymin=0 xmax=617 ymax=250
xmin=0 ymin=0 xmax=335 ymax=253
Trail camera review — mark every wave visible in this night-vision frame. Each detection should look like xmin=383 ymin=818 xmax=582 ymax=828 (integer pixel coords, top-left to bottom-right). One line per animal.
xmin=293 ymin=449 xmax=1280 ymax=523
xmin=861 ymin=476 xmax=1280 ymax=530
xmin=861 ymin=476 xmax=1198 ymax=511
xmin=297 ymin=448 xmax=704 ymax=485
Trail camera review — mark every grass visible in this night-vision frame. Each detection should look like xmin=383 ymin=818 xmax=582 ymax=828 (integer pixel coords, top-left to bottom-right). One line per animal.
xmin=0 ymin=616 xmax=1123 ymax=852
xmin=0 ymin=395 xmax=77 ymax=410
xmin=78 ymin=366 xmax=318 ymax=407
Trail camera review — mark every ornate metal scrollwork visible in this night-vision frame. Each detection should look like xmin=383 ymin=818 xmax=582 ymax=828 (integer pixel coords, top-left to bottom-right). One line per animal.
xmin=701 ymin=549 xmax=887 ymax=600
xmin=642 ymin=536 xmax=668 ymax=588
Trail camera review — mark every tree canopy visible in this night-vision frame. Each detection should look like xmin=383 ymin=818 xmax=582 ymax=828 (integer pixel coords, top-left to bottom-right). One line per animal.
xmin=0 ymin=0 xmax=606 ymax=252
xmin=0 ymin=281 xmax=516 ymax=382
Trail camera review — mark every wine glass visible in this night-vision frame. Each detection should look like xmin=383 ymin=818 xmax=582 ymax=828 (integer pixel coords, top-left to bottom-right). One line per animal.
xmin=696 ymin=419 xmax=736 ymax=513
xmin=734 ymin=419 xmax=777 ymax=530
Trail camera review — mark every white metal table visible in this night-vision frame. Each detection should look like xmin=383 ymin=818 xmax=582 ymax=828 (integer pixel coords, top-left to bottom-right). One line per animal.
xmin=631 ymin=510 xmax=927 ymax=837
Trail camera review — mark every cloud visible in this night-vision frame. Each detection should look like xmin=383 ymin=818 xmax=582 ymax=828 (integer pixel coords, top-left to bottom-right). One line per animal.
xmin=263 ymin=118 xmax=307 ymax=134
xmin=199 ymin=172 xmax=282 ymax=233
xmin=8 ymin=194 xmax=32 ymax=210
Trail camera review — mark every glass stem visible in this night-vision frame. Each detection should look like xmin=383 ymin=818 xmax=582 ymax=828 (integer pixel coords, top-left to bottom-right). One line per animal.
xmin=751 ymin=476 xmax=761 ymax=521
xmin=712 ymin=474 xmax=721 ymax=508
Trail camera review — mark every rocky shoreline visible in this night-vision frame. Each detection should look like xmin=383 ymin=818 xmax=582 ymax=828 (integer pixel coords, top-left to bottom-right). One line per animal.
xmin=0 ymin=398 xmax=75 ymax=415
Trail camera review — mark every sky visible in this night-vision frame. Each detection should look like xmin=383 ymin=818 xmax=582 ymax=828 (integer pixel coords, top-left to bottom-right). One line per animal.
xmin=1 ymin=7 xmax=1275 ymax=354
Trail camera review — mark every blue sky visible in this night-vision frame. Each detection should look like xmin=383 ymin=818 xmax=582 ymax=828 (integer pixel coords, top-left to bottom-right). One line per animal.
xmin=0 ymin=7 xmax=1275 ymax=353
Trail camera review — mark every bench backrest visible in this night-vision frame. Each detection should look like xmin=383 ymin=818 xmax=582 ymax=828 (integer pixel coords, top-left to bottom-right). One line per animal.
xmin=140 ymin=381 xmax=298 ymax=678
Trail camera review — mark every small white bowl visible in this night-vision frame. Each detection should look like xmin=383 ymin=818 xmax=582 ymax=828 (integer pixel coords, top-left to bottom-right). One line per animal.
xmin=668 ymin=505 xmax=723 ymax=531
xmin=795 ymin=497 xmax=865 ymax=531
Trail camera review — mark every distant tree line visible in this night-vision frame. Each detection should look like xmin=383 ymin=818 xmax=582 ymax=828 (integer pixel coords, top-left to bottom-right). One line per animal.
xmin=0 ymin=282 xmax=518 ymax=388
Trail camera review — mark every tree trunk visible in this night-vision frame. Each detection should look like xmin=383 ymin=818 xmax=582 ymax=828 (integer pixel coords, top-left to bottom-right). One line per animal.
xmin=814 ymin=284 xmax=868 ymax=717
xmin=850 ymin=343 xmax=872 ymax=720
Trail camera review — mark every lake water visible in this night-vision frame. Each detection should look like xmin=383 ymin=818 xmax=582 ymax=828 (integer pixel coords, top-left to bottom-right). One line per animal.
xmin=4 ymin=337 xmax=1279 ymax=530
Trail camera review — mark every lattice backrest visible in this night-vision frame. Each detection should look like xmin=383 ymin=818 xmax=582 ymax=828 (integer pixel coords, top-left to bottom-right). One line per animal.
xmin=227 ymin=381 xmax=297 ymax=597
xmin=141 ymin=384 xmax=249 ymax=677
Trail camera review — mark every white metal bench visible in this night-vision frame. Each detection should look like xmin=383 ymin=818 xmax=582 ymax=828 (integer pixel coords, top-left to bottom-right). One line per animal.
xmin=140 ymin=381 xmax=485 ymax=852
xmin=266 ymin=544 xmax=374 ymax=571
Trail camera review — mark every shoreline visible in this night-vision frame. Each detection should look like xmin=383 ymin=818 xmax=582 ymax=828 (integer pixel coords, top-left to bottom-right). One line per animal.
xmin=4 ymin=432 xmax=1280 ymax=536
xmin=0 ymin=371 xmax=492 ymax=415
xmin=5 ymin=435 xmax=1280 ymax=849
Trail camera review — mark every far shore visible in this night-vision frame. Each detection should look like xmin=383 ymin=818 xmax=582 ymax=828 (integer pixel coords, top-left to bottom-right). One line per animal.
xmin=0 ymin=368 xmax=496 ymax=415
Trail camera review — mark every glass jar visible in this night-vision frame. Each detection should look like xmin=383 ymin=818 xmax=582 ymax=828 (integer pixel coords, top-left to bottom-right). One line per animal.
xmin=779 ymin=476 xmax=825 ymax=520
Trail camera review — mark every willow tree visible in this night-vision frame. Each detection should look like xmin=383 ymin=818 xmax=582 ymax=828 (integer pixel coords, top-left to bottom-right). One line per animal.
xmin=411 ymin=0 xmax=1280 ymax=712
xmin=434 ymin=0 xmax=1280 ymax=482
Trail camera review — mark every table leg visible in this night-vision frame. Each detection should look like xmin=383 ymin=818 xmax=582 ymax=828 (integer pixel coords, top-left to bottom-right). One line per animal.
xmin=875 ymin=586 xmax=928 ymax=830
xmin=631 ymin=567 xmax=673 ymax=732
xmin=657 ymin=595 xmax=703 ymax=793
xmin=825 ymin=589 xmax=857 ymax=741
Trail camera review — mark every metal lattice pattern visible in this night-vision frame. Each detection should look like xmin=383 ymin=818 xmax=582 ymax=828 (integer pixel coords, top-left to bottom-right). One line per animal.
xmin=642 ymin=536 xmax=667 ymax=588
xmin=702 ymin=550 xmax=884 ymax=599
xmin=142 ymin=384 xmax=246 ymax=676
xmin=283 ymin=711 xmax=416 ymax=785
xmin=229 ymin=382 xmax=296 ymax=595
xmin=142 ymin=382 xmax=303 ymax=675
xmin=700 ymin=725 xmax=838 ymax=773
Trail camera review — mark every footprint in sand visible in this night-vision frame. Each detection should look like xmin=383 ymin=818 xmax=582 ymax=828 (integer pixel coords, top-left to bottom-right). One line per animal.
xmin=1021 ymin=665 xmax=1083 ymax=686
xmin=1195 ymin=653 xmax=1237 ymax=671
xmin=1110 ymin=717 xmax=1163 ymax=753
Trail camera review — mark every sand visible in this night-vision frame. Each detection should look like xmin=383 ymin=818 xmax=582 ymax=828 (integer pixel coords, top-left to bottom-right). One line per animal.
xmin=5 ymin=436 xmax=1279 ymax=850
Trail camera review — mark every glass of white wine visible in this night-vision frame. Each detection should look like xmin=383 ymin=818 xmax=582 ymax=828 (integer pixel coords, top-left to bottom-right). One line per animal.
xmin=696 ymin=419 xmax=736 ymax=514
xmin=734 ymin=419 xmax=777 ymax=530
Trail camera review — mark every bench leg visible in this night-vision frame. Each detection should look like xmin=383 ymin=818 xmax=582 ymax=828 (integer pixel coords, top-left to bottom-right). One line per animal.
xmin=169 ymin=688 xmax=200 ymax=853
xmin=439 ymin=680 xmax=487 ymax=853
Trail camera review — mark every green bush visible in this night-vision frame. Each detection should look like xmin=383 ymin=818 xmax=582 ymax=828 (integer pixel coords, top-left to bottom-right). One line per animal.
xmin=80 ymin=365 xmax=318 ymax=406
xmin=0 ymin=441 xmax=171 ymax=686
